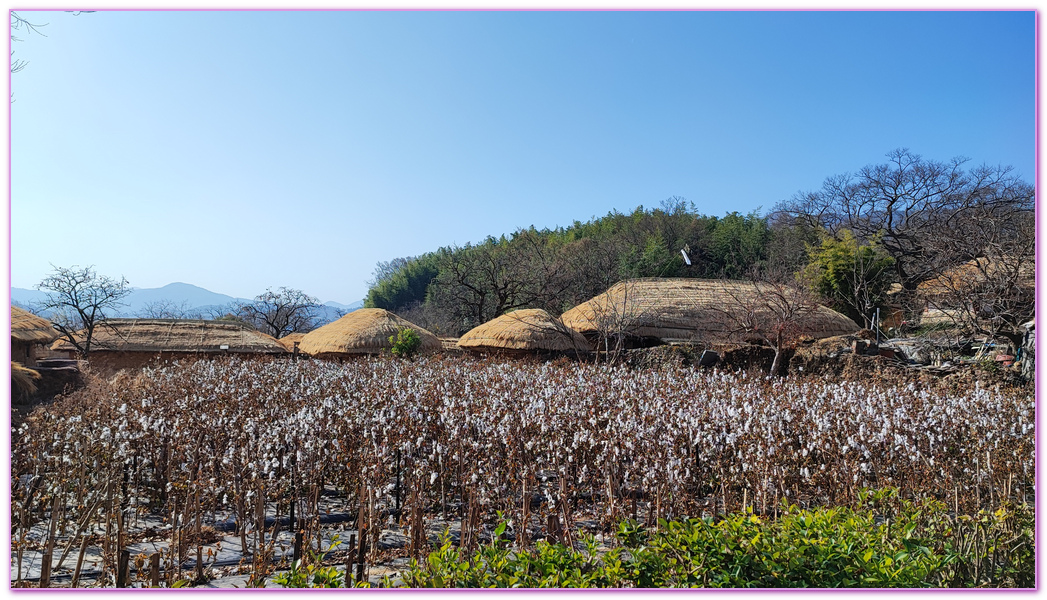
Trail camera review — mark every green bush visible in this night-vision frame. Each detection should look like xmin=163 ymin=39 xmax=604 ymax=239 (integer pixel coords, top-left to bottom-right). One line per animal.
xmin=270 ymin=535 xmax=371 ymax=588
xmin=389 ymin=327 xmax=422 ymax=360
xmin=395 ymin=491 xmax=1033 ymax=588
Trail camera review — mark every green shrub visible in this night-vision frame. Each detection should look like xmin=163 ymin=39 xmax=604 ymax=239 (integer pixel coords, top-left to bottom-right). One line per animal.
xmin=389 ymin=327 xmax=422 ymax=360
xmin=395 ymin=491 xmax=1034 ymax=588
xmin=270 ymin=535 xmax=371 ymax=588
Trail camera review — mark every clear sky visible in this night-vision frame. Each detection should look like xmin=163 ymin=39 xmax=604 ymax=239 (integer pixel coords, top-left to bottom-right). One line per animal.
xmin=7 ymin=9 xmax=1036 ymax=304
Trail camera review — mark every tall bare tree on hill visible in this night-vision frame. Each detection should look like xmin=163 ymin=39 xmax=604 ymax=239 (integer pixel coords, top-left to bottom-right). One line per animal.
xmin=774 ymin=149 xmax=1034 ymax=293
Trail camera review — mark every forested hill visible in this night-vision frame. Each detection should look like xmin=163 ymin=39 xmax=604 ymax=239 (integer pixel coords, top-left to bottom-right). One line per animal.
xmin=365 ymin=151 xmax=1034 ymax=340
xmin=364 ymin=199 xmax=818 ymax=336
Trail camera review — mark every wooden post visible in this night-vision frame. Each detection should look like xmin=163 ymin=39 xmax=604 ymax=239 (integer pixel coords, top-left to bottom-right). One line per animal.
xmin=355 ymin=529 xmax=367 ymax=584
xmin=70 ymin=534 xmax=90 ymax=588
xmin=345 ymin=533 xmax=356 ymax=587
xmin=195 ymin=488 xmax=205 ymax=583
xmin=356 ymin=485 xmax=367 ymax=584
xmin=38 ymin=551 xmax=52 ymax=588
xmin=546 ymin=514 xmax=561 ymax=545
xmin=395 ymin=451 xmax=402 ymax=515
xmin=150 ymin=552 xmax=161 ymax=587
xmin=520 ymin=475 xmax=530 ymax=549
xmin=293 ymin=530 xmax=303 ymax=565
xmin=38 ymin=493 xmax=63 ymax=588
xmin=116 ymin=549 xmax=130 ymax=588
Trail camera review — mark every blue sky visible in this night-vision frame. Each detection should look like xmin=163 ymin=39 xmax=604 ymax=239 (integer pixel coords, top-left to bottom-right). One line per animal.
xmin=7 ymin=9 xmax=1036 ymax=304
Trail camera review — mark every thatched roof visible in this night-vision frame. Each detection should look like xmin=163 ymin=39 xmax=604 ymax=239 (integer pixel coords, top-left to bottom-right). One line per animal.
xmin=11 ymin=306 xmax=60 ymax=344
xmin=458 ymin=309 xmax=592 ymax=352
xmin=561 ymin=278 xmax=858 ymax=342
xmin=277 ymin=332 xmax=306 ymax=352
xmin=50 ymin=319 xmax=288 ymax=354
xmin=298 ymin=308 xmax=441 ymax=357
xmin=917 ymin=256 xmax=1034 ymax=297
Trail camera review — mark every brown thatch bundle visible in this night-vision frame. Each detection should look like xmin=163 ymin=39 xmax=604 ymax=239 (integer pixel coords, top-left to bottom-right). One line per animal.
xmin=917 ymin=256 xmax=1034 ymax=297
xmin=561 ymin=278 xmax=858 ymax=342
xmin=277 ymin=332 xmax=307 ymax=352
xmin=11 ymin=361 xmax=41 ymax=397
xmin=50 ymin=319 xmax=288 ymax=354
xmin=457 ymin=309 xmax=592 ymax=352
xmin=297 ymin=308 xmax=441 ymax=358
xmin=11 ymin=306 xmax=60 ymax=344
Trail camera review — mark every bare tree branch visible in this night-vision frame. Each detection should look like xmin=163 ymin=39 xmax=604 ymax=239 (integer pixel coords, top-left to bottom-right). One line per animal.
xmin=35 ymin=264 xmax=131 ymax=357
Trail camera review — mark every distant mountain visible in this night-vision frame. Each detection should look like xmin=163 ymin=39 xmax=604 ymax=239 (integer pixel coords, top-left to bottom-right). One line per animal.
xmin=123 ymin=283 xmax=248 ymax=315
xmin=324 ymin=300 xmax=364 ymax=311
xmin=11 ymin=283 xmax=362 ymax=322
xmin=10 ymin=288 xmax=48 ymax=308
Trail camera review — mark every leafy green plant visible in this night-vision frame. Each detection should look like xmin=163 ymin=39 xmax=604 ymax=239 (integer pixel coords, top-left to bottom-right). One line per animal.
xmin=395 ymin=492 xmax=1034 ymax=588
xmin=389 ymin=327 xmax=422 ymax=360
xmin=271 ymin=535 xmax=346 ymax=588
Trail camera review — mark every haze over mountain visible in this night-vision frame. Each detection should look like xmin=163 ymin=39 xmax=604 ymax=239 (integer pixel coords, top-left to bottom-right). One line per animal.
xmin=11 ymin=282 xmax=363 ymax=321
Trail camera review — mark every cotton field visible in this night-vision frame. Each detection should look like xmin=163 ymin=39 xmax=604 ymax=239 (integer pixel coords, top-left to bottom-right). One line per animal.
xmin=11 ymin=355 xmax=1034 ymax=586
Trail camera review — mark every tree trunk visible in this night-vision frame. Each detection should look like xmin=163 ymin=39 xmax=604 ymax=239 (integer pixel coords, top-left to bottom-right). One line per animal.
xmin=769 ymin=346 xmax=783 ymax=378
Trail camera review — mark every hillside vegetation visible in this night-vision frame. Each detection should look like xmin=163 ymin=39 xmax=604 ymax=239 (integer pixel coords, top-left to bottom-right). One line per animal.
xmin=365 ymin=151 xmax=1034 ymax=341
xmin=367 ymin=201 xmax=803 ymax=335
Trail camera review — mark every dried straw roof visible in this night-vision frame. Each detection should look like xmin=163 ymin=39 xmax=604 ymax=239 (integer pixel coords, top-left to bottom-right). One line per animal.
xmin=561 ymin=278 xmax=858 ymax=341
xmin=917 ymin=256 xmax=1035 ymax=297
xmin=458 ymin=309 xmax=592 ymax=352
xmin=277 ymin=332 xmax=306 ymax=352
xmin=11 ymin=306 xmax=60 ymax=344
xmin=298 ymin=308 xmax=441 ymax=357
xmin=50 ymin=319 xmax=288 ymax=354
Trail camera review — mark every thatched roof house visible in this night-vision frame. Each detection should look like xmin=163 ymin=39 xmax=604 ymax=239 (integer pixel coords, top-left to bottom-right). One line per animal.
xmin=298 ymin=308 xmax=441 ymax=358
xmin=916 ymin=256 xmax=1035 ymax=327
xmin=458 ymin=309 xmax=592 ymax=354
xmin=917 ymin=256 xmax=1034 ymax=298
xmin=12 ymin=306 xmax=60 ymax=367
xmin=50 ymin=319 xmax=288 ymax=375
xmin=561 ymin=278 xmax=859 ymax=344
xmin=277 ymin=332 xmax=306 ymax=352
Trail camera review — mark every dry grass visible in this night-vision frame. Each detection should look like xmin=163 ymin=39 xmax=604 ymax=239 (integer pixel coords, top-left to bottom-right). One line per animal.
xmin=561 ymin=278 xmax=858 ymax=341
xmin=11 ymin=306 xmax=60 ymax=344
xmin=11 ymin=361 xmax=40 ymax=398
xmin=50 ymin=319 xmax=289 ymax=354
xmin=458 ymin=309 xmax=592 ymax=352
xmin=276 ymin=332 xmax=306 ymax=352
xmin=298 ymin=308 xmax=441 ymax=358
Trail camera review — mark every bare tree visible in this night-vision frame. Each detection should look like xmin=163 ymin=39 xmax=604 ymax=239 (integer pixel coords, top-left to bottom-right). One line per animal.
xmin=137 ymin=299 xmax=202 ymax=319
xmin=10 ymin=12 xmax=45 ymax=75
xmin=774 ymin=149 xmax=1034 ymax=293
xmin=919 ymin=214 xmax=1034 ymax=351
xmin=35 ymin=265 xmax=131 ymax=358
xmin=396 ymin=300 xmax=459 ymax=338
xmin=236 ymin=287 xmax=321 ymax=339
xmin=583 ymin=281 xmax=668 ymax=364
xmin=712 ymin=270 xmax=822 ymax=377
xmin=428 ymin=233 xmax=567 ymax=334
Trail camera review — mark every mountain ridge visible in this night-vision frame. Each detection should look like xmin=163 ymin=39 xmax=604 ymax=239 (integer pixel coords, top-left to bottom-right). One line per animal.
xmin=11 ymin=283 xmax=363 ymax=319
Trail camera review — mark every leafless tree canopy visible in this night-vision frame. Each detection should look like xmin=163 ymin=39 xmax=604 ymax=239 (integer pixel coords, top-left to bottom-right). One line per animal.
xmin=774 ymin=149 xmax=1034 ymax=292
xmin=428 ymin=231 xmax=574 ymax=333
xmin=137 ymin=299 xmax=203 ymax=320
xmin=920 ymin=211 xmax=1035 ymax=350
xmin=10 ymin=12 xmax=45 ymax=75
xmin=236 ymin=287 xmax=321 ymax=339
xmin=35 ymin=264 xmax=131 ymax=357
xmin=711 ymin=269 xmax=821 ymax=377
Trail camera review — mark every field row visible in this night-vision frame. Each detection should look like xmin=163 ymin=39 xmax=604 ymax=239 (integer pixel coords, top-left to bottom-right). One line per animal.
xmin=12 ymin=356 xmax=1033 ymax=584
